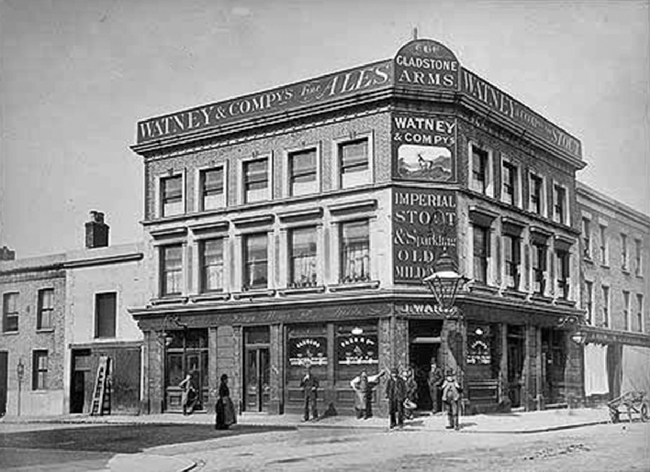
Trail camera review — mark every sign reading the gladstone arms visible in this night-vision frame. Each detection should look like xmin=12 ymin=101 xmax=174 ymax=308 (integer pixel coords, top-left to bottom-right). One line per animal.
xmin=393 ymin=188 xmax=457 ymax=284
xmin=393 ymin=39 xmax=460 ymax=91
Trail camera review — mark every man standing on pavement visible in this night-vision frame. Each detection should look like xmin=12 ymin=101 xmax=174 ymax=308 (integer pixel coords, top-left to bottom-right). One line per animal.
xmin=300 ymin=363 xmax=319 ymax=421
xmin=428 ymin=360 xmax=444 ymax=415
xmin=442 ymin=368 xmax=462 ymax=430
xmin=385 ymin=367 xmax=407 ymax=429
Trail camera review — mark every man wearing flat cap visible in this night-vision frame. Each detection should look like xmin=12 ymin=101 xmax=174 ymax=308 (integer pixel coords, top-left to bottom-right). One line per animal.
xmin=385 ymin=367 xmax=407 ymax=429
xmin=441 ymin=368 xmax=462 ymax=430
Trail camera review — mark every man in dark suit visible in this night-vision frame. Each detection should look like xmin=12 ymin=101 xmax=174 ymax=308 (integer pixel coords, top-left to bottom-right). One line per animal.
xmin=300 ymin=364 xmax=319 ymax=421
xmin=428 ymin=360 xmax=444 ymax=414
xmin=385 ymin=367 xmax=407 ymax=429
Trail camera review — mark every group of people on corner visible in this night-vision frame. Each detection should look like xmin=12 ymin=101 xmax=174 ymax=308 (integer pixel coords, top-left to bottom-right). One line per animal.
xmin=301 ymin=360 xmax=463 ymax=430
xmin=179 ymin=360 xmax=462 ymax=431
xmin=178 ymin=372 xmax=237 ymax=430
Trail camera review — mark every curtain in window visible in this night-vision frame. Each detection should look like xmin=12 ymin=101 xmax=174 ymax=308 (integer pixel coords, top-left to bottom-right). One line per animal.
xmin=202 ymin=239 xmax=223 ymax=291
xmin=245 ymin=234 xmax=267 ymax=289
xmin=341 ymin=222 xmax=369 ymax=283
xmin=163 ymin=246 xmax=183 ymax=295
xmin=291 ymin=229 xmax=317 ymax=286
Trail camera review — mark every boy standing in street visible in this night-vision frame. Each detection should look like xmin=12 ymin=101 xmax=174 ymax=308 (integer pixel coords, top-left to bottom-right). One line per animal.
xmin=300 ymin=363 xmax=319 ymax=421
xmin=442 ymin=368 xmax=462 ymax=430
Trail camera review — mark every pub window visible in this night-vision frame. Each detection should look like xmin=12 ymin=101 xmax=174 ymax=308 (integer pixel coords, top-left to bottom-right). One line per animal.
xmin=599 ymin=224 xmax=609 ymax=266
xmin=37 ymin=288 xmax=54 ymax=330
xmin=553 ymin=184 xmax=567 ymax=224
xmin=555 ymin=249 xmax=570 ymax=300
xmin=95 ymin=292 xmax=117 ymax=338
xmin=621 ymin=233 xmax=628 ymax=271
xmin=32 ymin=350 xmax=48 ymax=390
xmin=602 ymin=285 xmax=610 ymax=328
xmin=243 ymin=158 xmax=269 ymax=203
xmin=243 ymin=233 xmax=268 ymax=290
xmin=289 ymin=227 xmax=317 ymax=288
xmin=582 ymin=218 xmax=591 ymax=259
xmin=160 ymin=244 xmax=183 ymax=297
xmin=637 ymin=294 xmax=644 ymax=333
xmin=2 ymin=292 xmax=18 ymax=333
xmin=635 ymin=239 xmax=643 ymax=276
xmin=200 ymin=167 xmax=225 ymax=211
xmin=532 ymin=242 xmax=547 ymax=296
xmin=471 ymin=146 xmax=490 ymax=195
xmin=289 ymin=148 xmax=317 ymax=196
xmin=529 ymin=174 xmax=544 ymax=215
xmin=472 ymin=224 xmax=490 ymax=285
xmin=501 ymin=161 xmax=518 ymax=206
xmin=339 ymin=138 xmax=370 ymax=188
xmin=287 ymin=325 xmax=328 ymax=383
xmin=340 ymin=220 xmax=370 ymax=283
xmin=161 ymin=174 xmax=183 ymax=217
xmin=584 ymin=281 xmax=593 ymax=324
xmin=623 ymin=291 xmax=631 ymax=331
xmin=200 ymin=238 xmax=224 ymax=292
xmin=503 ymin=234 xmax=521 ymax=290
xmin=336 ymin=323 xmax=379 ymax=382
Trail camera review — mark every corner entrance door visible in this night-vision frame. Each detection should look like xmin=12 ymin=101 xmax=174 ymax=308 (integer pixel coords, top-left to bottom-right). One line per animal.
xmin=245 ymin=348 xmax=270 ymax=412
xmin=0 ymin=352 xmax=7 ymax=417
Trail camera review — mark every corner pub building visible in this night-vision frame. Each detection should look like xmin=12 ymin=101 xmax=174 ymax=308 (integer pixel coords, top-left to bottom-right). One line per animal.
xmin=130 ymin=39 xmax=586 ymax=417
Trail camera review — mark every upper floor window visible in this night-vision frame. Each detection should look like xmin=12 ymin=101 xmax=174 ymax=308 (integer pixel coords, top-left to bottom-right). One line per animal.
xmin=529 ymin=174 xmax=544 ymax=215
xmin=471 ymin=146 xmax=490 ymax=195
xmin=289 ymin=227 xmax=318 ymax=288
xmin=623 ymin=291 xmax=631 ymax=331
xmin=472 ymin=225 xmax=490 ymax=285
xmin=532 ymin=242 xmax=548 ymax=296
xmin=621 ymin=234 xmax=628 ymax=271
xmin=244 ymin=233 xmax=268 ymax=290
xmin=243 ymin=158 xmax=269 ymax=203
xmin=289 ymin=149 xmax=317 ymax=196
xmin=602 ymin=285 xmax=610 ymax=328
xmin=599 ymin=224 xmax=608 ymax=266
xmin=32 ymin=350 xmax=48 ymax=390
xmin=160 ymin=245 xmax=183 ymax=297
xmin=501 ymin=161 xmax=518 ymax=206
xmin=635 ymin=239 xmax=643 ymax=276
xmin=584 ymin=281 xmax=593 ymax=324
xmin=553 ymin=184 xmax=567 ymax=224
xmin=555 ymin=249 xmax=570 ymax=300
xmin=340 ymin=220 xmax=370 ymax=283
xmin=637 ymin=294 xmax=644 ymax=333
xmin=2 ymin=292 xmax=18 ymax=333
xmin=200 ymin=238 xmax=224 ymax=292
xmin=582 ymin=218 xmax=591 ymax=259
xmin=200 ymin=167 xmax=225 ymax=211
xmin=339 ymin=138 xmax=370 ymax=188
xmin=37 ymin=288 xmax=54 ymax=330
xmin=161 ymin=175 xmax=183 ymax=217
xmin=95 ymin=292 xmax=116 ymax=338
xmin=503 ymin=234 xmax=521 ymax=290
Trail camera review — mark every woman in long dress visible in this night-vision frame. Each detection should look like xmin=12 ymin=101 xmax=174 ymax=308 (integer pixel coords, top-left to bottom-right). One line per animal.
xmin=215 ymin=374 xmax=237 ymax=430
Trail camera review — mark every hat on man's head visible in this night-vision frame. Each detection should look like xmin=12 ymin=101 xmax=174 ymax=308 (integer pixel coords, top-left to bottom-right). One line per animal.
xmin=445 ymin=368 xmax=455 ymax=376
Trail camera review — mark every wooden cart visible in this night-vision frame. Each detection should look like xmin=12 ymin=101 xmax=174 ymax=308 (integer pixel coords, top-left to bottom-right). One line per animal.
xmin=607 ymin=391 xmax=649 ymax=423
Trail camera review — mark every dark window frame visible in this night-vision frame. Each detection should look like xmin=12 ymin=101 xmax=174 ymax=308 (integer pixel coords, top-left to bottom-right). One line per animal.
xmin=339 ymin=138 xmax=369 ymax=175
xmin=161 ymin=174 xmax=183 ymax=217
xmin=472 ymin=224 xmax=490 ymax=285
xmin=95 ymin=292 xmax=117 ymax=339
xmin=472 ymin=147 xmax=489 ymax=194
xmin=503 ymin=234 xmax=521 ymax=290
xmin=243 ymin=158 xmax=269 ymax=202
xmin=530 ymin=174 xmax=543 ymax=215
xmin=32 ymin=350 xmax=48 ymax=390
xmin=37 ymin=288 xmax=54 ymax=330
xmin=340 ymin=220 xmax=370 ymax=283
xmin=2 ymin=292 xmax=18 ymax=333
xmin=199 ymin=238 xmax=224 ymax=293
xmin=160 ymin=244 xmax=183 ymax=297
xmin=289 ymin=227 xmax=318 ymax=288
xmin=243 ymin=233 xmax=268 ymax=290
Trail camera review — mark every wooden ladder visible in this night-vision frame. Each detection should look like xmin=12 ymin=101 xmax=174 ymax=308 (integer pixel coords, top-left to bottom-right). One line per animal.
xmin=90 ymin=356 xmax=111 ymax=416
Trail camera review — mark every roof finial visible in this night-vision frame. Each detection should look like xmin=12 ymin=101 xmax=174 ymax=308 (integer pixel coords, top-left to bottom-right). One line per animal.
xmin=412 ymin=26 xmax=418 ymax=40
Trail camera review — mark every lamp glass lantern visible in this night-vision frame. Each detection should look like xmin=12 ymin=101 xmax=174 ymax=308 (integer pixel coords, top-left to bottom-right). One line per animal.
xmin=423 ymin=252 xmax=469 ymax=315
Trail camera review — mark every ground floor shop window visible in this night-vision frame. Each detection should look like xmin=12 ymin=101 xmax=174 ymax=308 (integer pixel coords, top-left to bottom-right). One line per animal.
xmin=336 ymin=323 xmax=379 ymax=382
xmin=164 ymin=328 xmax=208 ymax=412
xmin=287 ymin=324 xmax=327 ymax=383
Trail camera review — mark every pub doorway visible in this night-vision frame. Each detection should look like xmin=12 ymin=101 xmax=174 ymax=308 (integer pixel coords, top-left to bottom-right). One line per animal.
xmin=70 ymin=349 xmax=91 ymax=414
xmin=506 ymin=325 xmax=526 ymax=408
xmin=164 ymin=329 xmax=209 ymax=413
xmin=244 ymin=327 xmax=270 ymax=412
xmin=409 ymin=320 xmax=442 ymax=412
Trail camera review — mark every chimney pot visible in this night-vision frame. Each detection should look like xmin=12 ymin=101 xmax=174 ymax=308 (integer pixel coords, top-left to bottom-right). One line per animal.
xmin=85 ymin=211 xmax=109 ymax=248
xmin=0 ymin=246 xmax=16 ymax=261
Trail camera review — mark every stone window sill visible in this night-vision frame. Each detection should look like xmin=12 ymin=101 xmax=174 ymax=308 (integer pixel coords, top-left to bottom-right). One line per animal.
xmin=232 ymin=290 xmax=276 ymax=299
xmin=279 ymin=286 xmax=326 ymax=296
xmin=190 ymin=292 xmax=230 ymax=303
xmin=329 ymin=280 xmax=380 ymax=292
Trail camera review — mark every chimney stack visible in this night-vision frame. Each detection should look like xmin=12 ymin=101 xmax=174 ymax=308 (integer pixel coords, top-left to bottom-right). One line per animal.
xmin=0 ymin=246 xmax=16 ymax=261
xmin=85 ymin=211 xmax=109 ymax=249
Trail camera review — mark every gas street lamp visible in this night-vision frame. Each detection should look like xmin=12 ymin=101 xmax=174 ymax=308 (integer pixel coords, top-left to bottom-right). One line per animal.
xmin=423 ymin=252 xmax=470 ymax=319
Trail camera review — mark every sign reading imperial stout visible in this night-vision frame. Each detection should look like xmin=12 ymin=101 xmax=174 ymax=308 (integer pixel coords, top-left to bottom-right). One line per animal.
xmin=137 ymin=60 xmax=392 ymax=143
xmin=392 ymin=112 xmax=456 ymax=182
xmin=394 ymin=39 xmax=460 ymax=91
xmin=393 ymin=188 xmax=457 ymax=284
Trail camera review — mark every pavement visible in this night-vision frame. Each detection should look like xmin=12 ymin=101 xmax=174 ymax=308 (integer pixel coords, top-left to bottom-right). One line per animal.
xmin=0 ymin=406 xmax=613 ymax=472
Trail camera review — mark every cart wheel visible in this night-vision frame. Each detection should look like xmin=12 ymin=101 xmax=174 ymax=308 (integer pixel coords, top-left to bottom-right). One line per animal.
xmin=610 ymin=409 xmax=620 ymax=423
xmin=641 ymin=404 xmax=649 ymax=423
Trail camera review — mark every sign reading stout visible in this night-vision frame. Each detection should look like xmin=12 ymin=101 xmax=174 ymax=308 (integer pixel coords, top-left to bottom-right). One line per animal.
xmin=393 ymin=39 xmax=460 ymax=91
xmin=393 ymin=188 xmax=458 ymax=284
xmin=392 ymin=112 xmax=457 ymax=182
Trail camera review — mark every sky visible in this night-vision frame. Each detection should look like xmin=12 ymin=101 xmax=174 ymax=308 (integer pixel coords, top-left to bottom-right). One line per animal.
xmin=1 ymin=0 xmax=649 ymax=259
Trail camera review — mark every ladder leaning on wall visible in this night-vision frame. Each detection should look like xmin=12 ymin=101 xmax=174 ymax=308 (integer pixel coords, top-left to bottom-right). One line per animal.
xmin=90 ymin=356 xmax=111 ymax=416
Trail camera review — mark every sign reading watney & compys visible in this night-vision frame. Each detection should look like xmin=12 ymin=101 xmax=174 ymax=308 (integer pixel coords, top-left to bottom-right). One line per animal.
xmin=137 ymin=60 xmax=392 ymax=143
xmin=393 ymin=39 xmax=460 ymax=91
xmin=392 ymin=112 xmax=457 ymax=182
xmin=393 ymin=188 xmax=457 ymax=284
